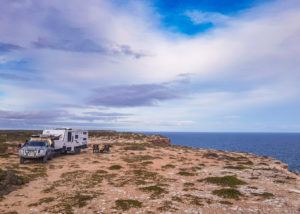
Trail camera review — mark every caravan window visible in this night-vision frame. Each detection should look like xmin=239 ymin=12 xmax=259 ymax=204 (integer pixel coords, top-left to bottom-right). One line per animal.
xmin=75 ymin=135 xmax=78 ymax=139
xmin=83 ymin=132 xmax=87 ymax=135
xmin=67 ymin=132 xmax=72 ymax=142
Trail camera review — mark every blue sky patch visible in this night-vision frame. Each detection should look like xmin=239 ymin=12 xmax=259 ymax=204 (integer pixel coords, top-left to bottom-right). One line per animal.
xmin=151 ymin=0 xmax=274 ymax=35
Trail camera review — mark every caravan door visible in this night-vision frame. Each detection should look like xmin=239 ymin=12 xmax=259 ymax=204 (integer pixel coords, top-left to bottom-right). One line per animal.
xmin=67 ymin=131 xmax=72 ymax=142
xmin=66 ymin=131 xmax=75 ymax=152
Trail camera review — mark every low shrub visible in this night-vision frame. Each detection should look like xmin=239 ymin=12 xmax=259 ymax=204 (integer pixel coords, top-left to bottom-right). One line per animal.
xmin=28 ymin=197 xmax=55 ymax=207
xmin=123 ymin=155 xmax=156 ymax=163
xmin=219 ymin=200 xmax=233 ymax=205
xmin=162 ymin=164 xmax=176 ymax=169
xmin=183 ymin=182 xmax=195 ymax=187
xmin=212 ymin=188 xmax=242 ymax=199
xmin=252 ymin=192 xmax=274 ymax=199
xmin=157 ymin=200 xmax=178 ymax=211
xmin=109 ymin=165 xmax=122 ymax=170
xmin=140 ymin=185 xmax=167 ymax=198
xmin=200 ymin=176 xmax=246 ymax=187
xmin=0 ymin=169 xmax=27 ymax=197
xmin=184 ymin=194 xmax=203 ymax=206
xmin=224 ymin=165 xmax=248 ymax=170
xmin=115 ymin=199 xmax=142 ymax=211
xmin=178 ymin=171 xmax=195 ymax=176
xmin=0 ymin=142 xmax=8 ymax=154
xmin=123 ymin=144 xmax=146 ymax=151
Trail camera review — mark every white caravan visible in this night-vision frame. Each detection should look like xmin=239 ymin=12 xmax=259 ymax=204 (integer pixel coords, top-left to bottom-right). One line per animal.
xmin=42 ymin=128 xmax=88 ymax=153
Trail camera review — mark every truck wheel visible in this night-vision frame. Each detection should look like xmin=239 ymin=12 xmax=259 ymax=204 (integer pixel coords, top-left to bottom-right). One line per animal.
xmin=43 ymin=154 xmax=48 ymax=163
xmin=20 ymin=157 xmax=25 ymax=164
xmin=48 ymin=152 xmax=53 ymax=160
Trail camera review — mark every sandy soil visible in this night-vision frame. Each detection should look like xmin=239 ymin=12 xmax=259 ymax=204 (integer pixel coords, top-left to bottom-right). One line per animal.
xmin=0 ymin=137 xmax=299 ymax=214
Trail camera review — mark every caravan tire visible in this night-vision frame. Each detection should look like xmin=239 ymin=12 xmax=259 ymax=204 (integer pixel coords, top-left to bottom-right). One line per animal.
xmin=61 ymin=146 xmax=67 ymax=154
xmin=75 ymin=147 xmax=81 ymax=154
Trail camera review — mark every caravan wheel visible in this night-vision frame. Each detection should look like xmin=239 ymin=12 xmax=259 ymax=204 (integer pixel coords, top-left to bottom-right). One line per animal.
xmin=75 ymin=147 xmax=81 ymax=154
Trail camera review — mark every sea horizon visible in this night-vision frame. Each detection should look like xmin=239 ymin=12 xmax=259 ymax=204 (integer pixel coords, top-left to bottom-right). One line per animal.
xmin=142 ymin=132 xmax=300 ymax=173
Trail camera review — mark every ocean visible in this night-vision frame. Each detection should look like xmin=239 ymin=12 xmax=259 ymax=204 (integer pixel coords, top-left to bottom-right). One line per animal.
xmin=146 ymin=132 xmax=300 ymax=173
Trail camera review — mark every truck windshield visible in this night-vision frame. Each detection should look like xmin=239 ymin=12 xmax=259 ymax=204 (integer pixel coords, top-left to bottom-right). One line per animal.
xmin=26 ymin=141 xmax=47 ymax=147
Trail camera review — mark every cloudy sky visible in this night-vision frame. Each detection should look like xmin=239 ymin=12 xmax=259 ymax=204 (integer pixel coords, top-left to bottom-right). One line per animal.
xmin=0 ymin=0 xmax=300 ymax=131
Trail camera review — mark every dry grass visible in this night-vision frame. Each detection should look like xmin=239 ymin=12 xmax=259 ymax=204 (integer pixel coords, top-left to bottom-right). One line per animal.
xmin=28 ymin=197 xmax=55 ymax=207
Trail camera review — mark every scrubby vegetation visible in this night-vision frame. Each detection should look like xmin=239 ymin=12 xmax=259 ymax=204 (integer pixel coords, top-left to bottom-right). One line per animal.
xmin=0 ymin=168 xmax=27 ymax=197
xmin=200 ymin=176 xmax=246 ymax=187
xmin=0 ymin=130 xmax=39 ymax=158
xmin=54 ymin=191 xmax=101 ymax=214
xmin=224 ymin=165 xmax=248 ymax=170
xmin=115 ymin=199 xmax=142 ymax=211
xmin=157 ymin=200 xmax=178 ymax=211
xmin=252 ymin=192 xmax=274 ymax=199
xmin=0 ymin=142 xmax=8 ymax=154
xmin=140 ymin=185 xmax=168 ymax=199
xmin=184 ymin=194 xmax=204 ymax=206
xmin=109 ymin=165 xmax=122 ymax=170
xmin=219 ymin=200 xmax=233 ymax=205
xmin=161 ymin=164 xmax=176 ymax=169
xmin=212 ymin=188 xmax=242 ymax=199
xmin=0 ymin=130 xmax=298 ymax=213
xmin=122 ymin=155 xmax=157 ymax=163
xmin=28 ymin=197 xmax=55 ymax=207
xmin=90 ymin=130 xmax=149 ymax=140
xmin=123 ymin=144 xmax=147 ymax=151
xmin=183 ymin=182 xmax=195 ymax=187
xmin=177 ymin=171 xmax=196 ymax=176
xmin=0 ymin=130 xmax=40 ymax=143
xmin=89 ymin=131 xmax=169 ymax=144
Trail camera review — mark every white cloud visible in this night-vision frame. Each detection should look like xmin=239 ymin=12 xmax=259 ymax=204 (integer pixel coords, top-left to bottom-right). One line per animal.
xmin=185 ymin=10 xmax=230 ymax=25
xmin=0 ymin=0 xmax=300 ymax=131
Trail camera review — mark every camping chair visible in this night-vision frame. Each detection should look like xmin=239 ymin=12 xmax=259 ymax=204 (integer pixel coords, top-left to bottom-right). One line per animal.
xmin=100 ymin=144 xmax=110 ymax=153
xmin=93 ymin=144 xmax=100 ymax=153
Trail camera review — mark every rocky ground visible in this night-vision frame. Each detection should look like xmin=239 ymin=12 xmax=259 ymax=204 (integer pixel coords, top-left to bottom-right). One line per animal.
xmin=0 ymin=132 xmax=299 ymax=214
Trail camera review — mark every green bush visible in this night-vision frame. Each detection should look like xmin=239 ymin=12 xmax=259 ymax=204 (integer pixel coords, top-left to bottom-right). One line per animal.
xmin=252 ymin=192 xmax=274 ymax=199
xmin=178 ymin=171 xmax=195 ymax=176
xmin=201 ymin=176 xmax=246 ymax=187
xmin=140 ymin=185 xmax=167 ymax=198
xmin=162 ymin=164 xmax=176 ymax=169
xmin=115 ymin=199 xmax=142 ymax=211
xmin=212 ymin=188 xmax=242 ymax=199
xmin=109 ymin=165 xmax=122 ymax=170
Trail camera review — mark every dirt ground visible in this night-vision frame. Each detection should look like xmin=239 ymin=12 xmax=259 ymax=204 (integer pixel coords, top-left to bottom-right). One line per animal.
xmin=0 ymin=137 xmax=299 ymax=214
